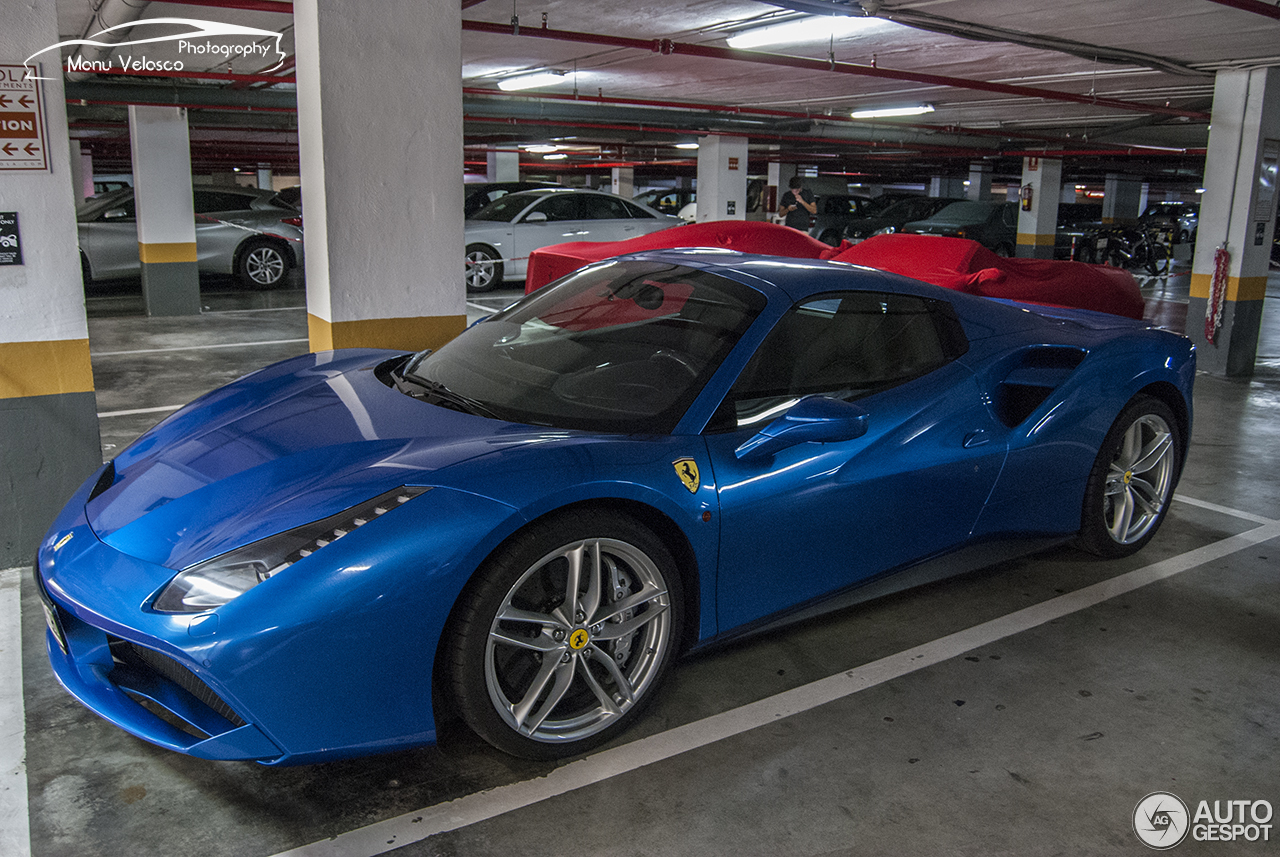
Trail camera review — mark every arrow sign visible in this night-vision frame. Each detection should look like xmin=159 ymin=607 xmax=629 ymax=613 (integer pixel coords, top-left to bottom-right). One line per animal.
xmin=0 ymin=95 xmax=9 ymax=108
xmin=2 ymin=144 xmax=15 ymax=156
xmin=24 ymin=143 xmax=39 ymax=156
xmin=18 ymin=96 xmax=33 ymax=108
xmin=0 ymin=64 xmax=49 ymax=171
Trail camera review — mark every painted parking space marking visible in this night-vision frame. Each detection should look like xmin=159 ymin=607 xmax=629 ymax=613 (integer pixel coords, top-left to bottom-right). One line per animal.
xmin=98 ymin=404 xmax=185 ymax=419
xmin=270 ymin=499 xmax=1280 ymax=857
xmin=0 ymin=569 xmax=31 ymax=857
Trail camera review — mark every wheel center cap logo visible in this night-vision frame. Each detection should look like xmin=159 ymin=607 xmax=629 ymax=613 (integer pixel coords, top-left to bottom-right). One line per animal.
xmin=568 ymin=628 xmax=590 ymax=650
xmin=1124 ymin=470 xmax=1134 ymax=485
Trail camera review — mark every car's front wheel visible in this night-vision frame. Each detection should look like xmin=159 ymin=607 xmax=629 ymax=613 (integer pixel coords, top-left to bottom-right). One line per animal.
xmin=449 ymin=509 xmax=682 ymax=759
xmin=465 ymin=244 xmax=503 ymax=292
xmin=1078 ymin=395 xmax=1181 ymax=557
xmin=236 ymin=239 xmax=289 ymax=288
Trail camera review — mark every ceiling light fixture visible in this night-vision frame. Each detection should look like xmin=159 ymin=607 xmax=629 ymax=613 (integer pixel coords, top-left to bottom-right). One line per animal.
xmin=850 ymin=104 xmax=935 ymax=119
xmin=726 ymin=15 xmax=878 ymax=49
xmin=543 ymin=153 xmax=568 ymax=160
xmin=675 ymin=142 xmax=699 ymax=150
xmin=525 ymin=145 xmax=558 ymax=154
xmin=498 ymin=70 xmax=568 ymax=92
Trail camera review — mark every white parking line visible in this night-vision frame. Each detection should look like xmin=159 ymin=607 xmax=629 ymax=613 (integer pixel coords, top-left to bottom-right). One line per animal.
xmin=271 ymin=501 xmax=1280 ymax=857
xmin=98 ymin=405 xmax=185 ymax=419
xmin=91 ymin=338 xmax=308 ymax=357
xmin=0 ymin=569 xmax=31 ymax=857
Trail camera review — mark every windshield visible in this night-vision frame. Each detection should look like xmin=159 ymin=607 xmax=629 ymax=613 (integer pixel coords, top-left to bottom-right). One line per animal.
xmin=469 ymin=190 xmax=555 ymax=222
xmin=77 ymin=189 xmax=133 ymax=222
xmin=403 ymin=259 xmax=766 ymax=433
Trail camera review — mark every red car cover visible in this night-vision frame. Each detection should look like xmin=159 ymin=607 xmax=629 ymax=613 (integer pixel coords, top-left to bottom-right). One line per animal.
xmin=830 ymin=234 xmax=1144 ymax=319
xmin=523 ymin=221 xmax=1144 ymax=320
xmin=524 ymin=221 xmax=846 ymax=293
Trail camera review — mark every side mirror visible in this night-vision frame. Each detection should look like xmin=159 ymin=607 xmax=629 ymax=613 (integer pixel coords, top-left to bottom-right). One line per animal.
xmin=523 ymin=211 xmax=548 ymax=223
xmin=734 ymin=396 xmax=869 ymax=461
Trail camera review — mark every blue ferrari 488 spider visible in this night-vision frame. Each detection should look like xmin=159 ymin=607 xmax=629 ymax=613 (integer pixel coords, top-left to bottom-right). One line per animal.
xmin=36 ymin=250 xmax=1194 ymax=764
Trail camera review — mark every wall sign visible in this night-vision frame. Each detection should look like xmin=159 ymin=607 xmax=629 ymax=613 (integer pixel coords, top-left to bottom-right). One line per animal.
xmin=0 ymin=64 xmax=48 ymax=172
xmin=0 ymin=212 xmax=22 ymax=265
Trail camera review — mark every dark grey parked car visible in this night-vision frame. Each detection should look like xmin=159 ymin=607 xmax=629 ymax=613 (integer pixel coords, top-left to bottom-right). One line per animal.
xmin=903 ymin=200 xmax=1018 ymax=256
xmin=843 ymin=197 xmax=963 ymax=243
xmin=808 ymin=194 xmax=877 ymax=245
xmin=78 ymin=187 xmax=304 ymax=288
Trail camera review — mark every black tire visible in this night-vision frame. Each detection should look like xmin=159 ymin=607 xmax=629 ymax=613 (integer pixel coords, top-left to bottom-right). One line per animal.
xmin=1078 ymin=396 xmax=1181 ymax=558
xmin=994 ymin=243 xmax=1014 ymax=257
xmin=448 ymin=509 xmax=683 ymax=759
xmin=236 ymin=239 xmax=289 ymax=288
xmin=465 ymin=244 xmax=503 ymax=293
xmin=818 ymin=229 xmax=842 ymax=247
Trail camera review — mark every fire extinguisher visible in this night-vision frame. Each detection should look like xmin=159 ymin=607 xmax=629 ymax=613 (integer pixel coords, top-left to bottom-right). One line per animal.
xmin=1019 ymin=184 xmax=1033 ymax=211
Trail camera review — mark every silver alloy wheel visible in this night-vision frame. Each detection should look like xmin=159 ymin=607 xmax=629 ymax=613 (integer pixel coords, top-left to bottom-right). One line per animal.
xmin=244 ymin=245 xmax=286 ymax=285
xmin=465 ymin=249 xmax=498 ymax=290
xmin=1102 ymin=413 xmax=1175 ymax=545
xmin=484 ymin=537 xmax=672 ymax=744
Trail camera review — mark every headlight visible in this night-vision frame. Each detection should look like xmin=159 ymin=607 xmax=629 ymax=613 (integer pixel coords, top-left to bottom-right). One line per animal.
xmin=153 ymin=486 xmax=428 ymax=613
xmin=873 ymin=225 xmax=896 ymax=236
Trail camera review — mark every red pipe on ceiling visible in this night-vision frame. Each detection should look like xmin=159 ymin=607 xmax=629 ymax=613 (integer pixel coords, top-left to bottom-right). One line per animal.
xmin=461 ymin=19 xmax=1211 ymax=122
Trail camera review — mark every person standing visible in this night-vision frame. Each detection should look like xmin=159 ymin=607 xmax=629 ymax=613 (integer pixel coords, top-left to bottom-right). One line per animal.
xmin=779 ymin=176 xmax=817 ymax=230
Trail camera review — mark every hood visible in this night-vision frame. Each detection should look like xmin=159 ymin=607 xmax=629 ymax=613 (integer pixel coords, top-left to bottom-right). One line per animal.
xmin=87 ymin=350 xmax=551 ymax=568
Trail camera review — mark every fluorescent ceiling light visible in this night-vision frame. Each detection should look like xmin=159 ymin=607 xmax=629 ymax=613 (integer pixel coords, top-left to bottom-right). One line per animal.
xmin=543 ymin=153 xmax=568 ymax=160
xmin=727 ymin=15 xmax=876 ymax=49
xmin=498 ymin=71 xmax=567 ymax=92
xmin=850 ymin=104 xmax=935 ymax=119
xmin=675 ymin=142 xmax=699 ymax=150
xmin=524 ymin=145 xmax=558 ymax=154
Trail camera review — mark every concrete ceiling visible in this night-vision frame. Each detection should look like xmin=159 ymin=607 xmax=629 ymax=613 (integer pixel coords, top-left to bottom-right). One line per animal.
xmin=54 ymin=0 xmax=1280 ymax=189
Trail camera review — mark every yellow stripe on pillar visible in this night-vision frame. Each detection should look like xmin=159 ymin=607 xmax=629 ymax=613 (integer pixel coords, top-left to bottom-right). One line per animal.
xmin=1015 ymin=233 xmax=1056 ymax=246
xmin=1190 ymin=273 xmax=1268 ymax=302
xmin=0 ymin=339 xmax=95 ymax=399
xmin=307 ymin=314 xmax=467 ymax=354
xmin=137 ymin=242 xmax=198 ymax=264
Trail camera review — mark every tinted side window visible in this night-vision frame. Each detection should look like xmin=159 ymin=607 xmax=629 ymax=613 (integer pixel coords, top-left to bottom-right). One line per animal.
xmin=622 ymin=199 xmax=656 ymax=218
xmin=192 ymin=191 xmax=253 ymax=214
xmin=530 ymin=194 xmax=581 ymax=222
xmin=726 ymin=291 xmax=966 ymax=428
xmin=580 ymin=195 xmax=632 ymax=220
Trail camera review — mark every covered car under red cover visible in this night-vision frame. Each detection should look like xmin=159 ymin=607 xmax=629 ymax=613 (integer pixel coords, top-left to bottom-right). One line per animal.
xmin=828 ymin=234 xmax=1144 ymax=319
xmin=524 ymin=220 xmax=845 ymax=293
xmin=525 ymin=221 xmax=1144 ymax=320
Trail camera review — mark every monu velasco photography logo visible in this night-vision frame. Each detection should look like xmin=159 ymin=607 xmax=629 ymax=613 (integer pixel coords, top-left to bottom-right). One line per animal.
xmin=23 ymin=18 xmax=285 ymax=81
xmin=1134 ymin=791 xmax=1274 ymax=849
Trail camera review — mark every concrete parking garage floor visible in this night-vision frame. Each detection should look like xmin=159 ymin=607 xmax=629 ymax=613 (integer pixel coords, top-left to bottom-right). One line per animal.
xmin=9 ymin=262 xmax=1280 ymax=856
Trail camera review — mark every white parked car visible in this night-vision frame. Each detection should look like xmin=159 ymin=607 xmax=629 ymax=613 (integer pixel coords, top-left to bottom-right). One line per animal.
xmin=464 ymin=188 xmax=683 ymax=291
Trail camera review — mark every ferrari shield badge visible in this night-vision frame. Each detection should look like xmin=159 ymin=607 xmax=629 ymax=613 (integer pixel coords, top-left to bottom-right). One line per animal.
xmin=673 ymin=458 xmax=700 ymax=493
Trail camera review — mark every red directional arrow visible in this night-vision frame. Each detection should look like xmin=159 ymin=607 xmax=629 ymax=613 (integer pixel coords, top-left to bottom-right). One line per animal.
xmin=2 ymin=143 xmax=15 ymax=156
xmin=24 ymin=143 xmax=40 ymax=156
xmin=18 ymin=96 xmax=33 ymax=108
xmin=0 ymin=95 xmax=10 ymax=108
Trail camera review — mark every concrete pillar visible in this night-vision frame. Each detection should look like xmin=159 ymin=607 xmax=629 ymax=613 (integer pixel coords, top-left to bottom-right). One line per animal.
xmin=1102 ymin=174 xmax=1142 ymax=223
xmin=611 ymin=166 xmax=634 ymax=197
xmin=0 ymin=0 xmax=102 ymax=568
xmin=1139 ymin=182 xmax=1151 ymax=217
xmin=256 ymin=165 xmax=273 ymax=190
xmin=1187 ymin=67 xmax=1280 ymax=376
xmin=487 ymin=149 xmax=519 ymax=182
xmin=295 ymin=0 xmax=466 ymax=352
xmin=69 ymin=141 xmax=87 ymax=203
xmin=81 ymin=149 xmax=94 ymax=198
xmin=967 ymin=161 xmax=993 ymax=201
xmin=695 ymin=135 xmax=748 ymax=222
xmin=930 ymin=176 xmax=966 ymax=197
xmin=766 ymin=162 xmax=797 ymax=217
xmin=128 ymin=105 xmax=201 ymax=316
xmin=1015 ymin=157 xmax=1062 ymax=259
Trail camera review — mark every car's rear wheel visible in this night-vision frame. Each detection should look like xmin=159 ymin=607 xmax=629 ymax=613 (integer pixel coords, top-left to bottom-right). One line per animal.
xmin=1078 ymin=396 xmax=1180 ymax=557
xmin=465 ymin=244 xmax=503 ymax=292
xmin=994 ymin=242 xmax=1014 ymax=257
xmin=237 ymin=239 xmax=289 ymax=288
xmin=449 ymin=509 xmax=682 ymax=759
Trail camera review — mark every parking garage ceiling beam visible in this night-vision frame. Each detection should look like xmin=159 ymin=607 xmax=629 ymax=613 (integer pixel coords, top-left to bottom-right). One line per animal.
xmin=459 ymin=19 xmax=1212 ymax=121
